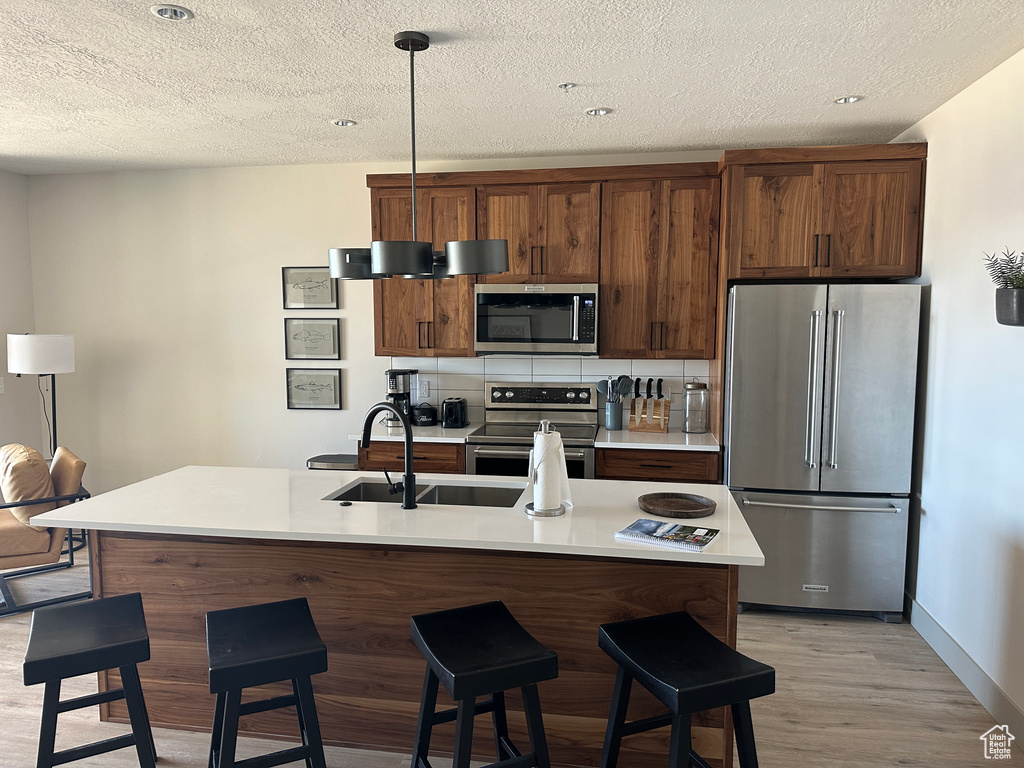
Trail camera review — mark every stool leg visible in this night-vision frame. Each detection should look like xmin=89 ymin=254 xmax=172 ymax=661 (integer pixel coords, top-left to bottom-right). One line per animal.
xmin=412 ymin=667 xmax=439 ymax=768
xmin=521 ymin=684 xmax=551 ymax=768
xmin=35 ymin=679 xmax=61 ymax=768
xmin=120 ymin=663 xmax=157 ymax=768
xmin=452 ymin=696 xmax=476 ymax=768
xmin=599 ymin=667 xmax=633 ymax=768
xmin=291 ymin=679 xmax=313 ymax=768
xmin=491 ymin=690 xmax=511 ymax=761
xmin=667 ymin=712 xmax=691 ymax=768
xmin=217 ymin=689 xmax=242 ymax=768
xmin=209 ymin=692 xmax=226 ymax=768
xmin=293 ymin=676 xmax=327 ymax=768
xmin=731 ymin=701 xmax=759 ymax=768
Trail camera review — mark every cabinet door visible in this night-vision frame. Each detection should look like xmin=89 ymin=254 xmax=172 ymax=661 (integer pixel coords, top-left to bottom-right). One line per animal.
xmin=820 ymin=160 xmax=923 ymax=278
xmin=372 ymin=188 xmax=429 ymax=356
xmin=421 ymin=187 xmax=476 ymax=356
xmin=727 ymin=164 xmax=821 ymax=279
xmin=657 ymin=178 xmax=720 ymax=358
xmin=476 ymin=185 xmax=534 ymax=284
xmin=599 ymin=180 xmax=660 ymax=358
xmin=537 ymin=182 xmax=601 ymax=282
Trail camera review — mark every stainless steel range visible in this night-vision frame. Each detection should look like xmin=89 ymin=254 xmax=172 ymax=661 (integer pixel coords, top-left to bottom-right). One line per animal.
xmin=466 ymin=382 xmax=598 ymax=478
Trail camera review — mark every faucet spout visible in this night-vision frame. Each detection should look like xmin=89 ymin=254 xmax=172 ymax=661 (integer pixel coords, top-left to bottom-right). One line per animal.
xmin=361 ymin=402 xmax=417 ymax=509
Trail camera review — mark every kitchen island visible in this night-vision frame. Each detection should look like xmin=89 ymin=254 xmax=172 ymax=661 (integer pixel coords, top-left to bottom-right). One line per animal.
xmin=36 ymin=467 xmax=762 ymax=768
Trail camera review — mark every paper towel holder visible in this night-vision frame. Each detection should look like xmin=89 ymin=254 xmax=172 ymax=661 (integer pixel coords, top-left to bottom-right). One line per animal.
xmin=526 ymin=501 xmax=566 ymax=517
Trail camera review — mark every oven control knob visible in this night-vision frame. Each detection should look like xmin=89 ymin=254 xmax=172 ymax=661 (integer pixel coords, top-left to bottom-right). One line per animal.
xmin=579 ymin=390 xmax=589 ymax=400
xmin=492 ymin=390 xmax=502 ymax=399
xmin=505 ymin=390 xmax=514 ymax=399
xmin=567 ymin=392 xmax=575 ymax=399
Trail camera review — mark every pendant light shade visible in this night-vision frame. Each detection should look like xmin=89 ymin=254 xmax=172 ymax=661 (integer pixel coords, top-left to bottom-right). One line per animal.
xmin=325 ymin=31 xmax=508 ymax=280
xmin=445 ymin=239 xmax=510 ymax=276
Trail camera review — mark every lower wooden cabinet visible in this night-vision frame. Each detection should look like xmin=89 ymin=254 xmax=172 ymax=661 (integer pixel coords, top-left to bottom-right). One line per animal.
xmin=358 ymin=441 xmax=466 ymax=474
xmin=596 ymin=448 xmax=721 ymax=484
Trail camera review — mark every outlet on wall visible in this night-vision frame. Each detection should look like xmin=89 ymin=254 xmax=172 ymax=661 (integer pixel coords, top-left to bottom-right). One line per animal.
xmin=417 ymin=379 xmax=429 ymax=398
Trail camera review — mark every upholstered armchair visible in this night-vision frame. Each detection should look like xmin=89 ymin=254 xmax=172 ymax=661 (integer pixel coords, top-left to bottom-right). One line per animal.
xmin=0 ymin=443 xmax=92 ymax=616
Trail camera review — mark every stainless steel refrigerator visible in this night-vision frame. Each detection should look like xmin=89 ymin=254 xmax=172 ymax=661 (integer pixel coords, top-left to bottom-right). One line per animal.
xmin=724 ymin=283 xmax=921 ymax=620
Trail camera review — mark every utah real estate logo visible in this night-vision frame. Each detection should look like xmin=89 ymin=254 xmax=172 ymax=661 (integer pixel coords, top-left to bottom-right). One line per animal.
xmin=980 ymin=725 xmax=1015 ymax=760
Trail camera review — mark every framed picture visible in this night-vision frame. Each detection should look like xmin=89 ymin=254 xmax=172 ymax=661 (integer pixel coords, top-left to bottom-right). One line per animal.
xmin=285 ymin=318 xmax=340 ymax=360
xmin=287 ymin=368 xmax=341 ymax=410
xmin=282 ymin=266 xmax=337 ymax=309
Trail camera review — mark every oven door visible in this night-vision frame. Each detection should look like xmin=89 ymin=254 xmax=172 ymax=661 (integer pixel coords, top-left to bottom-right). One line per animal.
xmin=467 ymin=445 xmax=595 ymax=479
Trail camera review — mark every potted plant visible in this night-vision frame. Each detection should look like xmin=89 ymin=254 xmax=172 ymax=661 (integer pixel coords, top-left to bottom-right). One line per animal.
xmin=984 ymin=247 xmax=1024 ymax=326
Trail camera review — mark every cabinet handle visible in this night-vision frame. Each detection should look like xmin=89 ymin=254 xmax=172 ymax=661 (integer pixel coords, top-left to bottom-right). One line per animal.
xmin=427 ymin=321 xmax=433 ymax=349
xmin=640 ymin=463 xmax=674 ymax=469
xmin=537 ymin=245 xmax=544 ymax=274
xmin=813 ymin=234 xmax=820 ymax=267
xmin=417 ymin=322 xmax=427 ymax=349
xmin=825 ymin=233 xmax=832 ymax=268
xmin=649 ymin=322 xmax=656 ymax=351
xmin=659 ymin=322 xmax=665 ymax=350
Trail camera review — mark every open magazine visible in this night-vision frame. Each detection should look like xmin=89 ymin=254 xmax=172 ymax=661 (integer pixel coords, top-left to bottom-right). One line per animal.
xmin=614 ymin=518 xmax=720 ymax=552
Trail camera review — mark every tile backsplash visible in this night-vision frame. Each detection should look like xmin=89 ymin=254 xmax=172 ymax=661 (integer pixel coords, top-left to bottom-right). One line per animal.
xmin=390 ymin=356 xmax=710 ymax=430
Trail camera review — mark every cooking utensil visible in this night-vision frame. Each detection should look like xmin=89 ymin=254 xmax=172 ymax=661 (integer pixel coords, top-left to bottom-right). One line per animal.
xmin=616 ymin=376 xmax=632 ymax=398
xmin=634 ymin=378 xmax=641 ymax=399
xmin=597 ymin=378 xmax=610 ymax=398
xmin=656 ymin=378 xmax=663 ymax=399
xmin=646 ymin=378 xmax=653 ymax=399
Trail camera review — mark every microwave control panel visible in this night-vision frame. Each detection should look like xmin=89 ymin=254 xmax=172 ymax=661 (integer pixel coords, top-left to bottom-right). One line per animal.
xmin=579 ymin=297 xmax=596 ymax=341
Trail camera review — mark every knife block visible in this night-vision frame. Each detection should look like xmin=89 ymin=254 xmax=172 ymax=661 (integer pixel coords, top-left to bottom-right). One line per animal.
xmin=628 ymin=398 xmax=670 ymax=433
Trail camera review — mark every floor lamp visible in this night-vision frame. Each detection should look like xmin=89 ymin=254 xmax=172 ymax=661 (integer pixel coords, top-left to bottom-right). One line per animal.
xmin=6 ymin=334 xmax=75 ymax=457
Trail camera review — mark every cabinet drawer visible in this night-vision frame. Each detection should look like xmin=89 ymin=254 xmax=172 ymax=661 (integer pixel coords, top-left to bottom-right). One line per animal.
xmin=596 ymin=448 xmax=720 ymax=483
xmin=358 ymin=442 xmax=466 ymax=474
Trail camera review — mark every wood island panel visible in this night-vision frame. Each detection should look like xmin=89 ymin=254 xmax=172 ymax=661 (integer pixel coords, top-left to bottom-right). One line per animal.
xmin=93 ymin=531 xmax=738 ymax=768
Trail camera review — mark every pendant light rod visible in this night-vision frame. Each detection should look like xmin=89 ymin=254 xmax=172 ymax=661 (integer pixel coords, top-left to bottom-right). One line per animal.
xmin=395 ymin=31 xmax=429 ymax=245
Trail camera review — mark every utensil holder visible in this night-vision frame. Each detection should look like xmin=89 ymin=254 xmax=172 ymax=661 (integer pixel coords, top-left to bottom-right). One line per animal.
xmin=628 ymin=398 xmax=670 ymax=433
xmin=605 ymin=402 xmax=623 ymax=430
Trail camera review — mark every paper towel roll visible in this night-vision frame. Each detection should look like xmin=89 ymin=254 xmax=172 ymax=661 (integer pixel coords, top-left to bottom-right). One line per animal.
xmin=531 ymin=427 xmax=572 ymax=513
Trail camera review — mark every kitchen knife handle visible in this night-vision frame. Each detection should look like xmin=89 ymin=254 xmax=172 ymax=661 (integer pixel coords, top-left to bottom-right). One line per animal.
xmin=656 ymin=378 xmax=663 ymax=398
xmin=827 ymin=309 xmax=845 ymax=469
xmin=805 ymin=310 xmax=823 ymax=468
xmin=634 ymin=378 xmax=641 ymax=399
xmin=646 ymin=378 xmax=653 ymax=398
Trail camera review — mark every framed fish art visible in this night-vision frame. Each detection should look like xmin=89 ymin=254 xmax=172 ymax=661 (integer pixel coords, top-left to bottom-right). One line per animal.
xmin=284 ymin=318 xmax=341 ymax=360
xmin=282 ymin=266 xmax=338 ymax=309
xmin=286 ymin=368 xmax=342 ymax=410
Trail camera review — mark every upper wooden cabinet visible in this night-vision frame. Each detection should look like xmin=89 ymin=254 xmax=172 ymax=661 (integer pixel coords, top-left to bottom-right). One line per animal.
xmin=721 ymin=145 xmax=925 ymax=280
xmin=371 ymin=187 xmax=476 ymax=357
xmin=476 ymin=183 xmax=601 ymax=283
xmin=599 ymin=176 xmax=720 ymax=359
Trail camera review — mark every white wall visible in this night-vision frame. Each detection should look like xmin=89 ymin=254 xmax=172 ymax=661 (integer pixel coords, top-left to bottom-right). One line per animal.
xmin=897 ymin=47 xmax=1024 ymax=730
xmin=26 ymin=149 xmax=718 ymax=493
xmin=0 ymin=169 xmax=44 ymax=450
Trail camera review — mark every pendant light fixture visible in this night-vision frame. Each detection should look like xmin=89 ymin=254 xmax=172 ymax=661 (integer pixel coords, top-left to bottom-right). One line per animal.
xmin=330 ymin=31 xmax=508 ymax=281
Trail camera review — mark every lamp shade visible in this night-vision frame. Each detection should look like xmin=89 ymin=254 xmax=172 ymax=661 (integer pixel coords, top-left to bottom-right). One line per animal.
xmin=444 ymin=239 xmax=509 ymax=276
xmin=329 ymin=248 xmax=378 ymax=280
xmin=371 ymin=240 xmax=434 ymax=277
xmin=7 ymin=334 xmax=75 ymax=375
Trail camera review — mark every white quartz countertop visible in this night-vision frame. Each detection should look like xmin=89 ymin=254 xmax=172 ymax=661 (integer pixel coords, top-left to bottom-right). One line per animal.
xmin=36 ymin=466 xmax=762 ymax=567
xmin=368 ymin=423 xmax=476 ymax=443
xmin=595 ymin=428 xmax=720 ymax=451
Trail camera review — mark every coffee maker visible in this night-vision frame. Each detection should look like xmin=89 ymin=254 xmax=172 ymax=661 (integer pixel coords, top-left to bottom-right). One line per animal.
xmin=384 ymin=369 xmax=417 ymax=426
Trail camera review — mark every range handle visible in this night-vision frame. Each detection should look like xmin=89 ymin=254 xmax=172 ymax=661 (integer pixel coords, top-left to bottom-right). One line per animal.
xmin=472 ymin=447 xmax=588 ymax=460
xmin=740 ymin=498 xmax=901 ymax=514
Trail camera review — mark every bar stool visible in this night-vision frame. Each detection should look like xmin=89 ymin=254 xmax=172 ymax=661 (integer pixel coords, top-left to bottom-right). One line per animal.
xmin=23 ymin=592 xmax=157 ymax=768
xmin=597 ymin=611 xmax=775 ymax=768
xmin=205 ymin=597 xmax=328 ymax=768
xmin=410 ymin=600 xmax=558 ymax=768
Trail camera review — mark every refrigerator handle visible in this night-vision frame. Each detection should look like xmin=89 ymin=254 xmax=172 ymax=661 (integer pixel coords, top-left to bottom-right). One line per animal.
xmin=804 ymin=310 xmax=823 ymax=468
xmin=741 ymin=498 xmax=902 ymax=514
xmin=827 ymin=309 xmax=846 ymax=469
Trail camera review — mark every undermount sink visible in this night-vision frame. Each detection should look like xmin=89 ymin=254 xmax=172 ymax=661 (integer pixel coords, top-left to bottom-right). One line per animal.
xmin=326 ymin=479 xmax=526 ymax=508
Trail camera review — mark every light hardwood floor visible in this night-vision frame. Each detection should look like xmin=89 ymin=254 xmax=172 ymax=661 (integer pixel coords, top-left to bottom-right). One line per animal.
xmin=0 ymin=553 xmax=1011 ymax=767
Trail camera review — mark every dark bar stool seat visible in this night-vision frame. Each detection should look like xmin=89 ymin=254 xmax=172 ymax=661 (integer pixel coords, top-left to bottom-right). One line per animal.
xmin=23 ymin=592 xmax=157 ymax=768
xmin=598 ymin=611 xmax=775 ymax=768
xmin=410 ymin=600 xmax=558 ymax=768
xmin=205 ymin=597 xmax=328 ymax=768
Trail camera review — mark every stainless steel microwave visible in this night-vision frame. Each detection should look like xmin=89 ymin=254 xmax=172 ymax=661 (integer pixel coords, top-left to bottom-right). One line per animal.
xmin=474 ymin=283 xmax=598 ymax=355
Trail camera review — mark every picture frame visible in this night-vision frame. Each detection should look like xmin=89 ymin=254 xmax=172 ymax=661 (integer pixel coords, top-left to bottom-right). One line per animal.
xmin=286 ymin=368 xmax=341 ymax=410
xmin=284 ymin=318 xmax=340 ymax=360
xmin=282 ymin=266 xmax=337 ymax=309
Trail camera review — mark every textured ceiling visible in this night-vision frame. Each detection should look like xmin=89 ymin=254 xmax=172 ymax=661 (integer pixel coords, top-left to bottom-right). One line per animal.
xmin=3 ymin=0 xmax=1024 ymax=175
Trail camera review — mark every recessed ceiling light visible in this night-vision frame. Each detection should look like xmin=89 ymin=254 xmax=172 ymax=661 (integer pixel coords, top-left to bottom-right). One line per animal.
xmin=558 ymin=83 xmax=578 ymax=92
xmin=332 ymin=119 xmax=357 ymax=127
xmin=834 ymin=95 xmax=862 ymax=104
xmin=586 ymin=107 xmax=613 ymax=117
xmin=150 ymin=4 xmax=194 ymax=20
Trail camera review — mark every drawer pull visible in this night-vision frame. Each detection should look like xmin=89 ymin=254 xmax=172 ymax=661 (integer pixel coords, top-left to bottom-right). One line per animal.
xmin=639 ymin=463 xmax=674 ymax=469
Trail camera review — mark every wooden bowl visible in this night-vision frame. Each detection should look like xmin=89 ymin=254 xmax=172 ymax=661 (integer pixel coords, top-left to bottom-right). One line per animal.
xmin=637 ymin=492 xmax=717 ymax=519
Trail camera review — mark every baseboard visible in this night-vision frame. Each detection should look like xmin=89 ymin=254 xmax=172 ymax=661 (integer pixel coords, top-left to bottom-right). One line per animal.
xmin=908 ymin=597 xmax=1024 ymax=746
